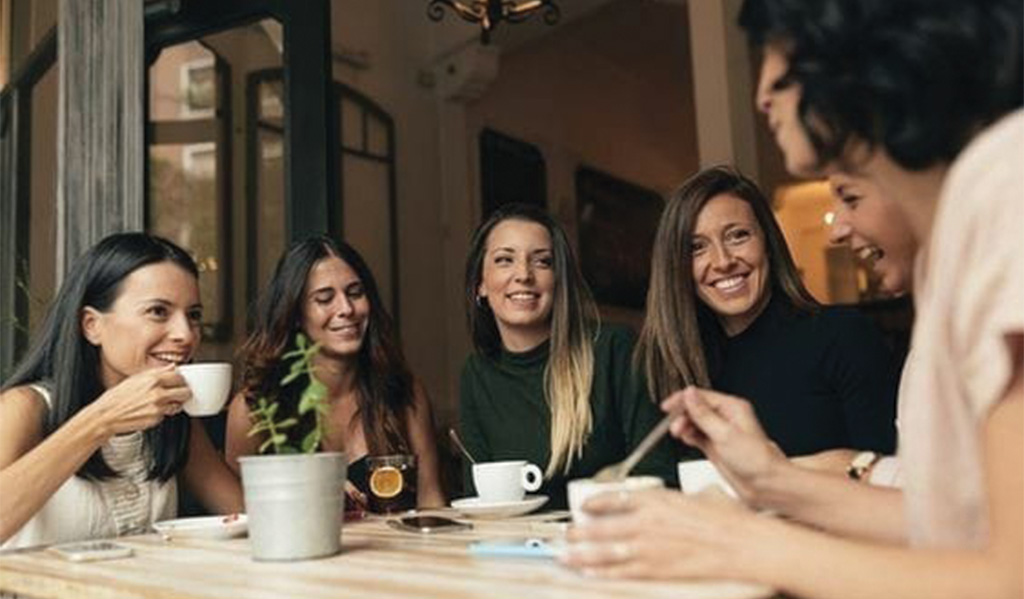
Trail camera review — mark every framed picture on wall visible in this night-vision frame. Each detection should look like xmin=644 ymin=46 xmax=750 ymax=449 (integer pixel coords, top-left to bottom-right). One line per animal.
xmin=576 ymin=167 xmax=663 ymax=309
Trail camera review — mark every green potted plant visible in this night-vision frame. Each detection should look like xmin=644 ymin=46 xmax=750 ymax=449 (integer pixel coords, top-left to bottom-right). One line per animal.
xmin=238 ymin=334 xmax=347 ymax=561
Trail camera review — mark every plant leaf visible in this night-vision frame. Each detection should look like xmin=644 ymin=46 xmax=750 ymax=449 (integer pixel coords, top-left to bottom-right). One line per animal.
xmin=298 ymin=379 xmax=327 ymax=415
xmin=301 ymin=430 xmax=321 ymax=453
xmin=258 ymin=437 xmax=276 ymax=454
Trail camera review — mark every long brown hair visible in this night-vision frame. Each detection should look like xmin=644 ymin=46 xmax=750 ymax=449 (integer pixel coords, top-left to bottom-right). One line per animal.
xmin=636 ymin=166 xmax=817 ymax=401
xmin=465 ymin=204 xmax=600 ymax=477
xmin=238 ymin=236 xmax=413 ymax=455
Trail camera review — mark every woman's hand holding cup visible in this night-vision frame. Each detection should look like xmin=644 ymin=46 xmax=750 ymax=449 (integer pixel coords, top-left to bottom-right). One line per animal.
xmin=88 ymin=365 xmax=191 ymax=436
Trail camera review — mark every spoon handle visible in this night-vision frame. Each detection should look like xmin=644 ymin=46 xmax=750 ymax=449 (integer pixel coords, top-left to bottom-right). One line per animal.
xmin=448 ymin=428 xmax=477 ymax=464
xmin=620 ymin=414 xmax=673 ymax=476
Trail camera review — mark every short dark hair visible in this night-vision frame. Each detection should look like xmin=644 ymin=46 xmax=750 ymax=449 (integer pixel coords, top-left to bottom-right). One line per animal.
xmin=739 ymin=0 xmax=1023 ymax=170
xmin=3 ymin=232 xmax=197 ymax=481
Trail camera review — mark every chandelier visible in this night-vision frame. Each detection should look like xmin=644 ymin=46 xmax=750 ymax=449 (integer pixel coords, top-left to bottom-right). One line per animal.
xmin=427 ymin=0 xmax=561 ymax=44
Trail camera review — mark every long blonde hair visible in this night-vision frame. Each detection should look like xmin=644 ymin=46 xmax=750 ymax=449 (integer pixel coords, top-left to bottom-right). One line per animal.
xmin=465 ymin=204 xmax=599 ymax=477
xmin=636 ymin=166 xmax=818 ymax=402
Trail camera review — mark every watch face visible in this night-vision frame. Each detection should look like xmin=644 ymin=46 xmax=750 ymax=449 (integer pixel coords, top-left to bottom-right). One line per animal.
xmin=847 ymin=451 xmax=878 ymax=480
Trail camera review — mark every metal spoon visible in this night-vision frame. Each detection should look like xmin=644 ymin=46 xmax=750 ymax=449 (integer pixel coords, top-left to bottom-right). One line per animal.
xmin=592 ymin=414 xmax=672 ymax=482
xmin=448 ymin=428 xmax=477 ymax=464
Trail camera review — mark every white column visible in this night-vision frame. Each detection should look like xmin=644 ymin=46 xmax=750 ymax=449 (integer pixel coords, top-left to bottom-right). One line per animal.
xmin=56 ymin=0 xmax=144 ymax=281
xmin=686 ymin=0 xmax=761 ymax=178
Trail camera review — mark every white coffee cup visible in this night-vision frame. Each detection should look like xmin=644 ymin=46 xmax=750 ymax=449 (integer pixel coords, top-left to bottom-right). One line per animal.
xmin=178 ymin=362 xmax=233 ymax=417
xmin=472 ymin=460 xmax=543 ymax=503
xmin=677 ymin=459 xmax=737 ymax=497
xmin=567 ymin=475 xmax=663 ymax=524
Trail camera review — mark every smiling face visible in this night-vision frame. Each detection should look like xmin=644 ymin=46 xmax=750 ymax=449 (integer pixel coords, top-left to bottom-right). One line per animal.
xmin=828 ymin=172 xmax=917 ymax=296
xmin=691 ymin=194 xmax=771 ymax=336
xmin=478 ymin=218 xmax=556 ymax=352
xmin=300 ymin=255 xmax=370 ymax=361
xmin=755 ymin=44 xmax=820 ymax=177
xmin=81 ymin=261 xmax=202 ymax=389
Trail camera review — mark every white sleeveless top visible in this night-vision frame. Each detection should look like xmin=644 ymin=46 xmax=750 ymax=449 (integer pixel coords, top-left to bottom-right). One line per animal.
xmin=1 ymin=385 xmax=178 ymax=550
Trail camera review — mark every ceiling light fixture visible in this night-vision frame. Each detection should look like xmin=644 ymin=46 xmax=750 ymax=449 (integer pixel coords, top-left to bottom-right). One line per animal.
xmin=427 ymin=0 xmax=561 ymax=44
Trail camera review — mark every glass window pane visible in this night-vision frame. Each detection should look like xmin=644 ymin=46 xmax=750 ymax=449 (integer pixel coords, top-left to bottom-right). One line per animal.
xmin=255 ymin=126 xmax=285 ymax=291
xmin=340 ymin=97 xmax=362 ymax=151
xmin=366 ymin=114 xmax=389 ymax=158
xmin=27 ymin=63 xmax=58 ymax=335
xmin=148 ymin=142 xmax=224 ymax=331
xmin=342 ymin=157 xmax=392 ymax=312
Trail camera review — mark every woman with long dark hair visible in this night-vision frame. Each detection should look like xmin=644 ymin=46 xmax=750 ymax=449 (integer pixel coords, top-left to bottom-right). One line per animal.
xmin=460 ymin=203 xmax=678 ymax=509
xmin=564 ymin=1 xmax=1023 ymax=596
xmin=225 ymin=236 xmax=444 ymax=508
xmin=0 ymin=232 xmax=242 ymax=549
xmin=637 ymin=165 xmax=898 ymax=459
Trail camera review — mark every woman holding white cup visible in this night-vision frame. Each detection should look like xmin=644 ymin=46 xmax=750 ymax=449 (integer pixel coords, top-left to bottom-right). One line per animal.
xmin=0 ymin=233 xmax=243 ymax=549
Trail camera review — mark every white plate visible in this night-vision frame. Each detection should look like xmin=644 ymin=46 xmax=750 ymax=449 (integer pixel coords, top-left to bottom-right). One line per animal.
xmin=450 ymin=495 xmax=549 ymax=519
xmin=153 ymin=514 xmax=248 ymax=540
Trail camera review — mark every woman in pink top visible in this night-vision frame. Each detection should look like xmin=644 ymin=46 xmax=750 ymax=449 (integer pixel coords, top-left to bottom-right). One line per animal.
xmin=562 ymin=1 xmax=1023 ymax=598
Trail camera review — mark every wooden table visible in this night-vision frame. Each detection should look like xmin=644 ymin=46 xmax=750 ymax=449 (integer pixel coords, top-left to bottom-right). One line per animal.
xmin=0 ymin=512 xmax=772 ymax=599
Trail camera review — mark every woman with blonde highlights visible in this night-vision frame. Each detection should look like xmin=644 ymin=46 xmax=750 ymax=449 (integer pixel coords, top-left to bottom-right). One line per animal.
xmin=459 ymin=203 xmax=678 ymax=509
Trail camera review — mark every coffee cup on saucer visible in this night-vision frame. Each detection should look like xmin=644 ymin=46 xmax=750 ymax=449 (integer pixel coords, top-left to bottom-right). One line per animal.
xmin=472 ymin=460 xmax=543 ymax=503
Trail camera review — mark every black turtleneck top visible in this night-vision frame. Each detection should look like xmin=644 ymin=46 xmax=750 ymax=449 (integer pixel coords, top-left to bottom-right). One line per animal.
xmin=708 ymin=296 xmax=899 ymax=456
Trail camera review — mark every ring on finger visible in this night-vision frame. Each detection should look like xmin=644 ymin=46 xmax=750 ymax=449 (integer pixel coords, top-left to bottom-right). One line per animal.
xmin=615 ymin=489 xmax=632 ymax=509
xmin=610 ymin=541 xmax=634 ymax=561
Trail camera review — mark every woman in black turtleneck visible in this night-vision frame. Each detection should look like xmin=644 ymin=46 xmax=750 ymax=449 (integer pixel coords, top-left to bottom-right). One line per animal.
xmin=636 ymin=166 xmax=898 ymax=459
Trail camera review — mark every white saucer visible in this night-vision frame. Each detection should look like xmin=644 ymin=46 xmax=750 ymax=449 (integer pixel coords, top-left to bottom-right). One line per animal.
xmin=450 ymin=495 xmax=549 ymax=519
xmin=153 ymin=514 xmax=247 ymax=540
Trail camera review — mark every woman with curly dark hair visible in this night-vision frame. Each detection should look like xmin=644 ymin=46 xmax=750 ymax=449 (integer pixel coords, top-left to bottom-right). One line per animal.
xmin=225 ymin=236 xmax=444 ymax=509
xmin=564 ymin=1 xmax=1023 ymax=596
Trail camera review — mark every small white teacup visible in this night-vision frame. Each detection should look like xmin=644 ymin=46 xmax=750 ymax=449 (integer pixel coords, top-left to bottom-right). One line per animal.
xmin=677 ymin=459 xmax=737 ymax=497
xmin=472 ymin=460 xmax=543 ymax=503
xmin=567 ymin=475 xmax=663 ymax=524
xmin=178 ymin=362 xmax=233 ymax=417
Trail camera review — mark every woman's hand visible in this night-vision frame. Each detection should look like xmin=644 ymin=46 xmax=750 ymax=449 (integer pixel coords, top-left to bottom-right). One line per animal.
xmin=344 ymin=481 xmax=368 ymax=512
xmin=87 ymin=365 xmax=192 ymax=436
xmin=662 ymin=387 xmax=787 ymax=505
xmin=561 ymin=488 xmax=757 ymax=580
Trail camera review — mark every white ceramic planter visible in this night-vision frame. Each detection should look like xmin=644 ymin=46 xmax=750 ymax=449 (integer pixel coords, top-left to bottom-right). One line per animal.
xmin=239 ymin=452 xmax=347 ymax=561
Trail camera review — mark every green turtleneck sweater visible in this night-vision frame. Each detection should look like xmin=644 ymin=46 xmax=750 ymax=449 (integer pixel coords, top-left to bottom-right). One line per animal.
xmin=458 ymin=324 xmax=683 ymax=510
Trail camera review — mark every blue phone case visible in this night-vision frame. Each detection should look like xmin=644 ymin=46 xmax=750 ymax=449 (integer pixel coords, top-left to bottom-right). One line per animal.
xmin=468 ymin=538 xmax=561 ymax=559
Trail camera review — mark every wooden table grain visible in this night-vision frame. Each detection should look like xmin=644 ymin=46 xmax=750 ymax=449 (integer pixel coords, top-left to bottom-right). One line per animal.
xmin=0 ymin=512 xmax=773 ymax=599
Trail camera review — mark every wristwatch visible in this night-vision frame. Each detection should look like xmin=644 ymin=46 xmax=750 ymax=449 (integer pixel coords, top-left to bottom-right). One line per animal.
xmin=846 ymin=451 xmax=880 ymax=481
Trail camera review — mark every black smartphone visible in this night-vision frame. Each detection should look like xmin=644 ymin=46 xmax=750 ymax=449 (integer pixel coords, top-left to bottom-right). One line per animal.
xmin=386 ymin=516 xmax=473 ymax=534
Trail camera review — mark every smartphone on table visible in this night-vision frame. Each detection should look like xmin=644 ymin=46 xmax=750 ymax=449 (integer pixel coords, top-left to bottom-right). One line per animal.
xmin=468 ymin=538 xmax=563 ymax=559
xmin=386 ymin=516 xmax=472 ymax=534
xmin=49 ymin=540 xmax=134 ymax=562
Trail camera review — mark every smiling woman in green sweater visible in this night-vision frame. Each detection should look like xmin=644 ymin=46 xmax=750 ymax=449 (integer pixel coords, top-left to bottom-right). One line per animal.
xmin=458 ymin=204 xmax=680 ymax=509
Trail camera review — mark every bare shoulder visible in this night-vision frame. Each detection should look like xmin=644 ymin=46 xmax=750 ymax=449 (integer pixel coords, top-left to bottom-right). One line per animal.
xmin=0 ymin=385 xmax=48 ymax=421
xmin=0 ymin=386 xmax=48 ymax=461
